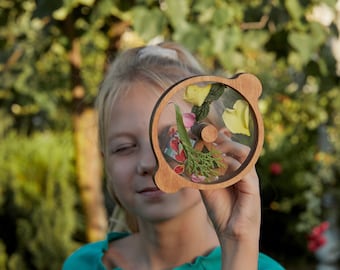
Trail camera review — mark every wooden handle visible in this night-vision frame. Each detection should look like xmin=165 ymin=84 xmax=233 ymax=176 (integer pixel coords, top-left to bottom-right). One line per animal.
xmin=190 ymin=123 xmax=218 ymax=143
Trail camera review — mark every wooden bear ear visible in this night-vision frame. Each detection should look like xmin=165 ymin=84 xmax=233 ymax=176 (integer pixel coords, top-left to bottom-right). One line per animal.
xmin=150 ymin=74 xmax=264 ymax=193
xmin=231 ymin=73 xmax=263 ymax=100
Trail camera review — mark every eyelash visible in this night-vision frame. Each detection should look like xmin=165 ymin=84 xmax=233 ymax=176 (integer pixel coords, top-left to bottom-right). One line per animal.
xmin=112 ymin=144 xmax=136 ymax=155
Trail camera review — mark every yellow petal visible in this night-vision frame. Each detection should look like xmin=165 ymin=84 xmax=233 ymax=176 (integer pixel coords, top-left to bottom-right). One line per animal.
xmin=183 ymin=84 xmax=211 ymax=107
xmin=222 ymin=99 xmax=250 ymax=136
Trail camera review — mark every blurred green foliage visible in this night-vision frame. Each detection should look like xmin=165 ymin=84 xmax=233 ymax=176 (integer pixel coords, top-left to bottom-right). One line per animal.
xmin=0 ymin=0 xmax=339 ymax=268
xmin=0 ymin=131 xmax=79 ymax=270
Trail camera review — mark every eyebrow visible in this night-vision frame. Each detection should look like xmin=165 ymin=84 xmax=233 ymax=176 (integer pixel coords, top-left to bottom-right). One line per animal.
xmin=106 ymin=130 xmax=132 ymax=145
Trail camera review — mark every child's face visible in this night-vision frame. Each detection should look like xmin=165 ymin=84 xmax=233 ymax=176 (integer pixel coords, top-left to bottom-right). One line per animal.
xmin=104 ymin=81 xmax=202 ymax=223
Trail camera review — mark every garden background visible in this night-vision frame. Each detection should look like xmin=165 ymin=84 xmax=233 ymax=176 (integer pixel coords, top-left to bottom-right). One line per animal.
xmin=0 ymin=0 xmax=339 ymax=269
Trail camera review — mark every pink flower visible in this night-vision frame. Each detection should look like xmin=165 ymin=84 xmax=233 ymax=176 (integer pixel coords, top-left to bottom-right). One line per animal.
xmin=183 ymin=113 xmax=196 ymax=128
xmin=191 ymin=174 xmax=206 ymax=183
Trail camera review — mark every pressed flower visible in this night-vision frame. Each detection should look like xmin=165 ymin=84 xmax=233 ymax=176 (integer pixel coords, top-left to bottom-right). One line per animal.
xmin=170 ymin=138 xmax=179 ymax=152
xmin=168 ymin=126 xmax=177 ymax=137
xmin=175 ymin=149 xmax=186 ymax=162
xmin=174 ymin=165 xmax=184 ymax=174
xmin=166 ymin=135 xmax=187 ymax=163
xmin=182 ymin=112 xmax=196 ymax=128
xmin=174 ymin=104 xmax=225 ymax=181
xmin=222 ymin=99 xmax=250 ymax=136
xmin=183 ymin=84 xmax=211 ymax=107
xmin=191 ymin=174 xmax=206 ymax=183
xmin=191 ymin=83 xmax=225 ymax=121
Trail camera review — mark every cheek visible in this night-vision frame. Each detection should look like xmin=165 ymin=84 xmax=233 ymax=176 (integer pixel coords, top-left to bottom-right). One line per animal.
xmin=106 ymin=152 xmax=135 ymax=174
xmin=105 ymin=157 xmax=135 ymax=191
xmin=105 ymin=162 xmax=135 ymax=210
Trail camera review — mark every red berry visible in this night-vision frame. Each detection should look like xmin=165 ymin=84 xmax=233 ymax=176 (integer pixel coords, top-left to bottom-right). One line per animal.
xmin=270 ymin=162 xmax=282 ymax=175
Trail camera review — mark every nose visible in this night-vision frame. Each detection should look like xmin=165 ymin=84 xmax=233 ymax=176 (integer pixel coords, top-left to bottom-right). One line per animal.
xmin=136 ymin=142 xmax=157 ymax=176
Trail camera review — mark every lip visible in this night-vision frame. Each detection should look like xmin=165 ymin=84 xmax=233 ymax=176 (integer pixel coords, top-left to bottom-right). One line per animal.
xmin=137 ymin=187 xmax=164 ymax=197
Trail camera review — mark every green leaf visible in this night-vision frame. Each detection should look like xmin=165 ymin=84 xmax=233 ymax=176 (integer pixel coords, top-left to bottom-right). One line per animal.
xmin=242 ymin=30 xmax=270 ymax=50
xmin=132 ymin=6 xmax=167 ymax=41
xmin=310 ymin=22 xmax=327 ymax=47
xmin=210 ymin=26 xmax=241 ymax=54
xmin=90 ymin=0 xmax=116 ymax=18
xmin=174 ymin=104 xmax=225 ymax=178
xmin=192 ymin=102 xmax=210 ymax=121
xmin=288 ymin=32 xmax=314 ymax=65
xmin=285 ymin=0 xmax=303 ymax=20
xmin=53 ymin=6 xmax=71 ymax=20
xmin=164 ymin=0 xmax=190 ymax=29
xmin=205 ymin=83 xmax=224 ymax=103
xmin=78 ymin=0 xmax=95 ymax=6
xmin=213 ymin=5 xmax=235 ymax=26
xmin=173 ymin=23 xmax=206 ymax=51
xmin=192 ymin=0 xmax=215 ymax=12
xmin=174 ymin=104 xmax=192 ymax=148
xmin=33 ymin=0 xmax=63 ymax=18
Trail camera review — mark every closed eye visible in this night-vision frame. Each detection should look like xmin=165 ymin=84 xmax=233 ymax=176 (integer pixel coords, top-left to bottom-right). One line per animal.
xmin=111 ymin=143 xmax=137 ymax=155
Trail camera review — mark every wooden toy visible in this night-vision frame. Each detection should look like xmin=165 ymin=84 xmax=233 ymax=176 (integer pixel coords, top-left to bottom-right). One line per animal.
xmin=150 ymin=73 xmax=264 ymax=193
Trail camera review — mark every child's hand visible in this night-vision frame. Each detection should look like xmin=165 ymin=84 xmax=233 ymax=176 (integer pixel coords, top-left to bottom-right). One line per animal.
xmin=200 ymin=128 xmax=261 ymax=269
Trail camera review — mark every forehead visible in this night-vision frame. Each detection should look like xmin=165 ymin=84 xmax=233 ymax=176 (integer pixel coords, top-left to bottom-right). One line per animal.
xmin=105 ymin=82 xmax=163 ymax=135
xmin=106 ymin=78 xmax=193 ymax=133
xmin=110 ymin=82 xmax=157 ymax=115
xmin=108 ymin=86 xmax=188 ymax=133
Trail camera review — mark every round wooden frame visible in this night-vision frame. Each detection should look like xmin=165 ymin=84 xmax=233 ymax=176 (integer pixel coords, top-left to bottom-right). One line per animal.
xmin=150 ymin=73 xmax=264 ymax=193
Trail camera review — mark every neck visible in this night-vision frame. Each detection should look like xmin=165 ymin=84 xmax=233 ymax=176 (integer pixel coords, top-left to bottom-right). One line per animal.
xmin=135 ymin=201 xmax=219 ymax=269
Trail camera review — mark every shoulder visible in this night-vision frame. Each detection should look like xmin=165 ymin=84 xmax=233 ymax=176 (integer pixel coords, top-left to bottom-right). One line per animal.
xmin=258 ymin=252 xmax=285 ymax=270
xmin=62 ymin=232 xmax=130 ymax=270
xmin=62 ymin=240 xmax=106 ymax=270
xmin=173 ymin=248 xmax=284 ymax=270
xmin=185 ymin=247 xmax=284 ymax=270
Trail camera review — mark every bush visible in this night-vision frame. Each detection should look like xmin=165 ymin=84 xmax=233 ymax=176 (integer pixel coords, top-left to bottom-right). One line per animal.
xmin=0 ymin=131 xmax=80 ymax=270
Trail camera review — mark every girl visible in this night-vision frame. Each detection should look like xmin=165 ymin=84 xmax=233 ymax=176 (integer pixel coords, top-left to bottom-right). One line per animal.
xmin=63 ymin=42 xmax=284 ymax=270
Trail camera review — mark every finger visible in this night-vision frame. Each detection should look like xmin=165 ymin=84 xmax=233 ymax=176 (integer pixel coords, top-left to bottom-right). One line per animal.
xmin=221 ymin=154 xmax=242 ymax=174
xmin=214 ymin=130 xmax=250 ymax=164
xmin=233 ymin=167 xmax=260 ymax=195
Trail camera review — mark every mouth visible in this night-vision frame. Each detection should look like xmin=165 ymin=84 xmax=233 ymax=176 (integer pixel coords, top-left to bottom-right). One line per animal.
xmin=138 ymin=186 xmax=160 ymax=193
xmin=137 ymin=186 xmax=164 ymax=196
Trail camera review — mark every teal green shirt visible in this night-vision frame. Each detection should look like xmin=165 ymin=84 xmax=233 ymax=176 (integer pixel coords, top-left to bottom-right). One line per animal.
xmin=63 ymin=232 xmax=284 ymax=270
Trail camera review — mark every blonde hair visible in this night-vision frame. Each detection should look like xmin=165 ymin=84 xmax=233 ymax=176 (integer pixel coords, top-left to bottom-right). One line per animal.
xmin=95 ymin=42 xmax=206 ymax=232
